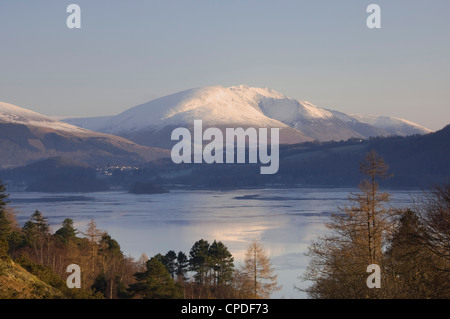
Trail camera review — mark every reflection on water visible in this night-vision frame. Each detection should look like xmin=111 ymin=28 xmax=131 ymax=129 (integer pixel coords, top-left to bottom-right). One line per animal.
xmin=8 ymin=188 xmax=421 ymax=298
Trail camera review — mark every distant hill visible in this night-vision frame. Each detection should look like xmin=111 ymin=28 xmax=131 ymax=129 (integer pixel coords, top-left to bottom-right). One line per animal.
xmin=276 ymin=125 xmax=449 ymax=187
xmin=279 ymin=123 xmax=449 ymax=187
xmin=0 ymin=102 xmax=169 ymax=169
xmin=2 ymin=156 xmax=91 ymax=181
xmin=1 ymin=157 xmax=108 ymax=192
xmin=114 ymin=124 xmax=449 ymax=188
xmin=2 ymin=126 xmax=448 ymax=191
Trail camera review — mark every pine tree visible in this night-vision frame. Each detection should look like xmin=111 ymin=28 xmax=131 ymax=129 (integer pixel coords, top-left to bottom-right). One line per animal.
xmin=384 ymin=209 xmax=431 ymax=298
xmin=176 ymin=251 xmax=189 ymax=281
xmin=165 ymin=250 xmax=177 ymax=278
xmin=239 ymin=241 xmax=280 ymax=299
xmin=128 ymin=257 xmax=182 ymax=299
xmin=208 ymin=240 xmax=234 ymax=285
xmin=92 ymin=272 xmax=108 ymax=296
xmin=23 ymin=210 xmax=51 ymax=264
xmin=0 ymin=180 xmax=9 ymax=210
xmin=189 ymin=239 xmax=210 ymax=284
xmin=55 ymin=218 xmax=78 ymax=244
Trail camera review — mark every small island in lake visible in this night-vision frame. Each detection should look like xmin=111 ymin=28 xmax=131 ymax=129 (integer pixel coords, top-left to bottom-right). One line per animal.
xmin=129 ymin=181 xmax=169 ymax=194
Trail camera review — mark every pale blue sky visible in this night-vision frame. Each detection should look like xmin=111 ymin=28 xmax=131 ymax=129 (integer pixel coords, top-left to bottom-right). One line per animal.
xmin=1 ymin=0 xmax=449 ymax=130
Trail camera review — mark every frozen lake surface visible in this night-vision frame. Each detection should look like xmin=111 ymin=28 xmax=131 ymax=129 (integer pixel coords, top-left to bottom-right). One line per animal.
xmin=8 ymin=187 xmax=421 ymax=298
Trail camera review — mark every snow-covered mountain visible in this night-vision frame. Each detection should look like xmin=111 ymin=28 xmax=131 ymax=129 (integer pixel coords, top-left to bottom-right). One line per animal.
xmin=0 ymin=102 xmax=168 ymax=169
xmin=343 ymin=113 xmax=432 ymax=136
xmin=61 ymin=85 xmax=431 ymax=148
xmin=0 ymin=102 xmax=91 ymax=135
xmin=66 ymin=86 xmax=314 ymax=148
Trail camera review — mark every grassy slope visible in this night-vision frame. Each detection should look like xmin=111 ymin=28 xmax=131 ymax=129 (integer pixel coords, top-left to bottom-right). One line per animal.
xmin=0 ymin=258 xmax=62 ymax=299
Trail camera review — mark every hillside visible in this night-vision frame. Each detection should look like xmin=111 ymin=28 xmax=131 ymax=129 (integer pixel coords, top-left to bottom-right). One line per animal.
xmin=277 ymin=124 xmax=449 ymax=187
xmin=3 ymin=125 xmax=448 ymax=190
xmin=1 ymin=157 xmax=109 ymax=192
xmin=106 ymin=124 xmax=449 ymax=189
xmin=0 ymin=258 xmax=62 ymax=299
xmin=0 ymin=102 xmax=169 ymax=169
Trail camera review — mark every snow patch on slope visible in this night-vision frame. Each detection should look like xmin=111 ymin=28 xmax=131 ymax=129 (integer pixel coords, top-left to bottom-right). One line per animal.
xmin=0 ymin=102 xmax=95 ymax=134
xmin=350 ymin=114 xmax=431 ymax=134
xmin=259 ymin=98 xmax=334 ymax=124
xmin=84 ymin=86 xmax=296 ymax=135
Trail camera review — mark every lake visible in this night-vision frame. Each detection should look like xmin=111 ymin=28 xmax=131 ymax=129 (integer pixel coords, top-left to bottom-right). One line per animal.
xmin=8 ymin=187 xmax=421 ymax=298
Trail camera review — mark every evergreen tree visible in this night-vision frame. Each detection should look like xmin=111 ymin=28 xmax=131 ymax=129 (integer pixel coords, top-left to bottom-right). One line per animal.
xmin=98 ymin=233 xmax=124 ymax=299
xmin=22 ymin=210 xmax=51 ymax=264
xmin=176 ymin=251 xmax=189 ymax=281
xmin=208 ymin=240 xmax=234 ymax=285
xmin=384 ymin=209 xmax=432 ymax=298
xmin=153 ymin=253 xmax=168 ymax=268
xmin=165 ymin=250 xmax=177 ymax=278
xmin=0 ymin=180 xmax=9 ymax=211
xmin=55 ymin=218 xmax=78 ymax=244
xmin=23 ymin=210 xmax=50 ymax=236
xmin=99 ymin=233 xmax=122 ymax=256
xmin=92 ymin=272 xmax=108 ymax=296
xmin=189 ymin=239 xmax=210 ymax=284
xmin=128 ymin=257 xmax=182 ymax=299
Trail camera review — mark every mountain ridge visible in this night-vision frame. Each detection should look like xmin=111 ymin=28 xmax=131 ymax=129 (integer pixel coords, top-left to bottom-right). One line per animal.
xmin=0 ymin=102 xmax=169 ymax=169
xmin=62 ymin=85 xmax=431 ymax=148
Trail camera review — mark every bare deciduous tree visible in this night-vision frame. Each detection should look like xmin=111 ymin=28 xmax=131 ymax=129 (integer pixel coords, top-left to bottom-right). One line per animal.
xmin=238 ymin=241 xmax=280 ymax=299
xmin=414 ymin=183 xmax=450 ymax=261
xmin=301 ymin=151 xmax=396 ymax=298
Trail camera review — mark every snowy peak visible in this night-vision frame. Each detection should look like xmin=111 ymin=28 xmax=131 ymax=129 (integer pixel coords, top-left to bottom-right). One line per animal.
xmin=60 ymin=85 xmax=431 ymax=148
xmin=0 ymin=101 xmax=62 ymax=126
xmin=92 ymin=85 xmax=298 ymax=134
xmin=62 ymin=85 xmax=315 ymax=148
xmin=0 ymin=101 xmax=91 ymax=135
xmin=70 ymin=85 xmax=338 ymax=135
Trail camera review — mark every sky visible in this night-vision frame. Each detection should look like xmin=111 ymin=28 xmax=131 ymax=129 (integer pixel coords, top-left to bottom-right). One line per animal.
xmin=0 ymin=0 xmax=449 ymax=131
